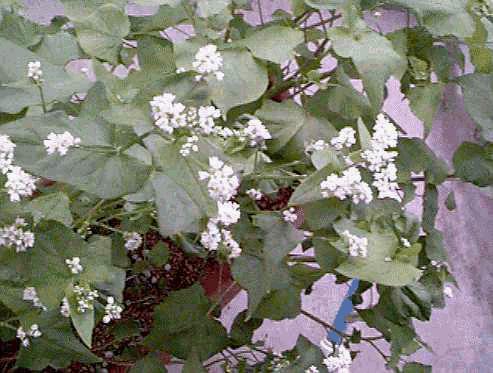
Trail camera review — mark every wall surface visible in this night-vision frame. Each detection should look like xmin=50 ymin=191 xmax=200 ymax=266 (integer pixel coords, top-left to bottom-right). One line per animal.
xmin=21 ymin=1 xmax=493 ymax=372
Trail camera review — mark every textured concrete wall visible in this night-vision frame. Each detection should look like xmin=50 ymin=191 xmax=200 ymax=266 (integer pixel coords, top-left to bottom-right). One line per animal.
xmin=21 ymin=1 xmax=493 ymax=372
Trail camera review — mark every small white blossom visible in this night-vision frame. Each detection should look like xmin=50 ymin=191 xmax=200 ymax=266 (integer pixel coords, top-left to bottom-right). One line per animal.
xmin=124 ymin=232 xmax=142 ymax=251
xmin=215 ymin=201 xmax=241 ymax=226
xmin=320 ymin=338 xmax=352 ymax=373
xmin=0 ymin=135 xmax=15 ymax=174
xmin=23 ymin=287 xmax=46 ymax=311
xmin=193 ymin=44 xmax=224 ymax=81
xmin=150 ymin=92 xmax=187 ymax=134
xmin=400 ymin=237 xmax=411 ymax=247
xmin=43 ymin=131 xmax=81 ymax=156
xmin=372 ymin=114 xmax=398 ymax=149
xmin=305 ymin=139 xmax=329 ymax=153
xmin=320 ymin=167 xmax=373 ymax=205
xmin=201 ymin=220 xmax=222 ymax=251
xmin=199 ymin=157 xmax=239 ymax=202
xmin=384 ymin=256 xmax=392 ymax=262
xmin=102 ymin=296 xmax=123 ymax=324
xmin=27 ymin=61 xmax=43 ymax=83
xmin=73 ymin=285 xmax=99 ymax=313
xmin=305 ymin=366 xmax=320 ymax=373
xmin=330 ymin=127 xmax=356 ymax=150
xmin=176 ymin=67 xmax=186 ymax=73
xmin=246 ymin=188 xmax=263 ymax=200
xmin=0 ymin=218 xmax=35 ymax=253
xmin=60 ymin=297 xmax=70 ymax=317
xmin=444 ymin=286 xmax=454 ymax=298
xmin=180 ymin=135 xmax=199 ymax=157
xmin=221 ymin=228 xmax=242 ymax=259
xmin=361 ymin=147 xmax=398 ymax=172
xmin=283 ymin=207 xmax=298 ymax=223
xmin=66 ymin=257 xmax=83 ymax=274
xmin=197 ymin=106 xmax=222 ymax=134
xmin=242 ymin=118 xmax=271 ymax=147
xmin=17 ymin=324 xmax=42 ymax=348
xmin=4 ymin=166 xmax=37 ymax=202
xmin=342 ymin=230 xmax=368 ymax=258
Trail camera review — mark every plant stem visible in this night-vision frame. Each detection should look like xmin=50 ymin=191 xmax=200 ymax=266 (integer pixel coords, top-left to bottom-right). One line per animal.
xmin=301 ymin=309 xmax=348 ymax=338
xmin=257 ymin=0 xmax=264 ymax=25
xmin=37 ymin=85 xmax=47 ymax=113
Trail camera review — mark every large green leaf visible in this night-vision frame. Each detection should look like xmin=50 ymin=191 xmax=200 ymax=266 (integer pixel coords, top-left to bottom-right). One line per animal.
xmin=407 ymin=83 xmax=445 ymax=137
xmin=452 ymin=142 xmax=493 ymax=187
xmin=0 ymin=112 xmax=152 ymax=199
xmin=34 ymin=32 xmax=81 ymax=66
xmin=384 ymin=0 xmax=474 ymax=38
xmin=0 ymin=10 xmax=41 ymax=48
xmin=458 ymin=73 xmax=493 ymax=142
xmin=136 ymin=35 xmax=175 ymax=75
xmin=0 ymin=37 xmax=92 ymax=113
xmin=328 ymin=25 xmax=407 ymax=109
xmin=73 ymin=4 xmax=130 ymax=65
xmin=240 ymin=25 xmax=304 ymax=64
xmin=130 ymin=353 xmax=168 ymax=373
xmin=333 ymin=221 xmax=422 ymax=286
xmin=144 ymin=284 xmax=228 ymax=360
xmin=256 ymin=100 xmax=337 ymax=159
xmin=25 ymin=191 xmax=73 ymax=226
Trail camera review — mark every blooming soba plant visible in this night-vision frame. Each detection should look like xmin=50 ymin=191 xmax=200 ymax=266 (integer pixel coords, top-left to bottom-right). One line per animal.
xmin=0 ymin=0 xmax=491 ymax=371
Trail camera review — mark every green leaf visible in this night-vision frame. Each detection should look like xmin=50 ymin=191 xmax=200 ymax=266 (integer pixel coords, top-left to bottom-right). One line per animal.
xmin=304 ymin=0 xmax=345 ymax=9
xmin=130 ymin=353 xmax=167 ymax=373
xmin=134 ymin=0 xmax=181 ymax=6
xmin=384 ymin=0 xmax=474 ymax=38
xmin=73 ymin=4 xmax=130 ymax=65
xmin=25 ymin=192 xmax=73 ymax=226
xmin=34 ymin=32 xmax=81 ymax=66
xmin=61 ymin=0 xmax=127 ymax=20
xmin=209 ymin=48 xmax=268 ymax=114
xmin=183 ymin=348 xmax=206 ymax=373
xmin=328 ymin=26 xmax=407 ymax=109
xmin=314 ymin=237 xmax=346 ymax=272
xmin=0 ymin=10 xmax=42 ymax=48
xmin=253 ymin=286 xmax=301 ymax=320
xmin=445 ymin=191 xmax=456 ymax=210
xmin=458 ymin=73 xmax=493 ymax=141
xmin=136 ymin=35 xmax=175 ymax=75
xmin=197 ymin=0 xmax=231 ymax=17
xmin=144 ymin=284 xmax=228 ymax=360
xmin=240 ymin=25 xmax=304 ymax=64
xmin=302 ymin=198 xmax=347 ymax=230
xmin=333 ymin=221 xmax=422 ymax=286
xmin=283 ymin=335 xmax=325 ymax=372
xmin=0 ymin=112 xmax=152 ymax=199
xmin=256 ymin=100 xmax=337 ymax=160
xmin=422 ymin=183 xmax=438 ymax=232
xmin=229 ymin=310 xmax=262 ymax=347
xmin=0 ymin=37 xmax=92 ymax=114
xmin=407 ymin=83 xmax=445 ymax=137
xmin=402 ymin=362 xmax=432 ymax=373
xmin=148 ymin=241 xmax=170 ymax=266
xmin=452 ymin=142 xmax=493 ymax=187
xmin=425 ymin=229 xmax=448 ymax=262
xmin=69 ymin=294 xmax=95 ymax=348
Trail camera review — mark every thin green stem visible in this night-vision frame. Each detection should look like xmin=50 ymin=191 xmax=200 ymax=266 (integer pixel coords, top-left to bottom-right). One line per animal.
xmin=257 ymin=0 xmax=264 ymax=24
xmin=37 ymin=84 xmax=47 ymax=113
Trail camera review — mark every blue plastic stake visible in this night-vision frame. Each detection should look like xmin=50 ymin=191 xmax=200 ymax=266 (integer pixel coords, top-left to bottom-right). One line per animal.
xmin=327 ymin=279 xmax=359 ymax=344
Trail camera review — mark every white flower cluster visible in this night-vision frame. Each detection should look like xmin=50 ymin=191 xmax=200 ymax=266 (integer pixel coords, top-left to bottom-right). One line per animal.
xmin=330 ymin=127 xmax=356 ymax=150
xmin=17 ymin=324 xmax=42 ymax=348
xmin=320 ymin=338 xmax=352 ymax=373
xmin=444 ymin=286 xmax=454 ymax=298
xmin=305 ymin=139 xmax=329 ymax=154
xmin=239 ymin=118 xmax=272 ymax=147
xmin=73 ymin=285 xmax=99 ymax=313
xmin=0 ymin=218 xmax=35 ymax=253
xmin=199 ymin=157 xmax=242 ymax=259
xmin=60 ymin=297 xmax=70 ymax=317
xmin=400 ymin=237 xmax=411 ymax=247
xmin=283 ymin=207 xmax=298 ymax=223
xmin=27 ymin=61 xmax=43 ymax=83
xmin=270 ymin=356 xmax=291 ymax=371
xmin=305 ymin=366 xmax=320 ymax=373
xmin=124 ymin=232 xmax=142 ymax=251
xmin=246 ymin=188 xmax=263 ymax=200
xmin=320 ymin=167 xmax=373 ymax=205
xmin=341 ymin=230 xmax=368 ymax=258
xmin=5 ymin=166 xmax=37 ymax=202
xmin=66 ymin=257 xmax=83 ymax=274
xmin=150 ymin=93 xmax=187 ymax=135
xmin=179 ymin=135 xmax=199 ymax=157
xmin=361 ymin=114 xmax=401 ymax=202
xmin=102 ymin=296 xmax=123 ymax=324
xmin=0 ymin=135 xmax=15 ymax=174
xmin=193 ymin=44 xmax=224 ymax=81
xmin=23 ymin=287 xmax=47 ymax=311
xmin=43 ymin=131 xmax=81 ymax=156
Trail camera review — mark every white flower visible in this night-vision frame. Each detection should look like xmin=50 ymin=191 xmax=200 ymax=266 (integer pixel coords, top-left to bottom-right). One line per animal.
xmin=283 ymin=207 xmax=298 ymax=223
xmin=201 ymin=220 xmax=222 ymax=251
xmin=43 ymin=131 xmax=81 ymax=156
xmin=102 ymin=296 xmax=123 ymax=324
xmin=123 ymin=232 xmax=142 ymax=251
xmin=0 ymin=135 xmax=15 ymax=174
xmin=199 ymin=157 xmax=239 ymax=202
xmin=193 ymin=44 xmax=224 ymax=81
xmin=221 ymin=229 xmax=242 ymax=259
xmin=372 ymin=114 xmax=398 ymax=149
xmin=17 ymin=324 xmax=42 ymax=348
xmin=66 ymin=257 xmax=83 ymax=274
xmin=246 ymin=188 xmax=263 ymax=200
xmin=361 ymin=147 xmax=398 ymax=172
xmin=60 ymin=297 xmax=70 ymax=317
xmin=342 ymin=230 xmax=368 ymax=258
xmin=17 ymin=326 xmax=29 ymax=347
xmin=305 ymin=139 xmax=329 ymax=153
xmin=320 ymin=167 xmax=373 ymax=205
xmin=29 ymin=324 xmax=42 ymax=338
xmin=27 ymin=61 xmax=43 ymax=83
xmin=242 ymin=118 xmax=271 ymax=147
xmin=215 ymin=201 xmax=241 ymax=226
xmin=0 ymin=218 xmax=35 ymax=253
xmin=23 ymin=287 xmax=47 ymax=311
xmin=320 ymin=338 xmax=352 ymax=373
xmin=176 ymin=67 xmax=186 ymax=73
xmin=150 ymin=92 xmax=187 ymax=134
xmin=180 ymin=135 xmax=199 ymax=157
xmin=73 ymin=285 xmax=99 ymax=313
xmin=4 ymin=166 xmax=37 ymax=202
xmin=444 ymin=286 xmax=454 ymax=298
xmin=400 ymin=237 xmax=411 ymax=247
xmin=305 ymin=366 xmax=320 ymax=373
xmin=330 ymin=127 xmax=356 ymax=150
xmin=197 ymin=106 xmax=222 ymax=134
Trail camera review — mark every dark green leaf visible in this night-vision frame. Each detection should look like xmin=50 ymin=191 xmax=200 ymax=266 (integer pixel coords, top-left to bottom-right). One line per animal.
xmin=452 ymin=142 xmax=493 ymax=187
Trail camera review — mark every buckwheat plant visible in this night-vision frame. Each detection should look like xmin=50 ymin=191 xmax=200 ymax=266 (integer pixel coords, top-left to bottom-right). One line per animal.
xmin=0 ymin=0 xmax=490 ymax=371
